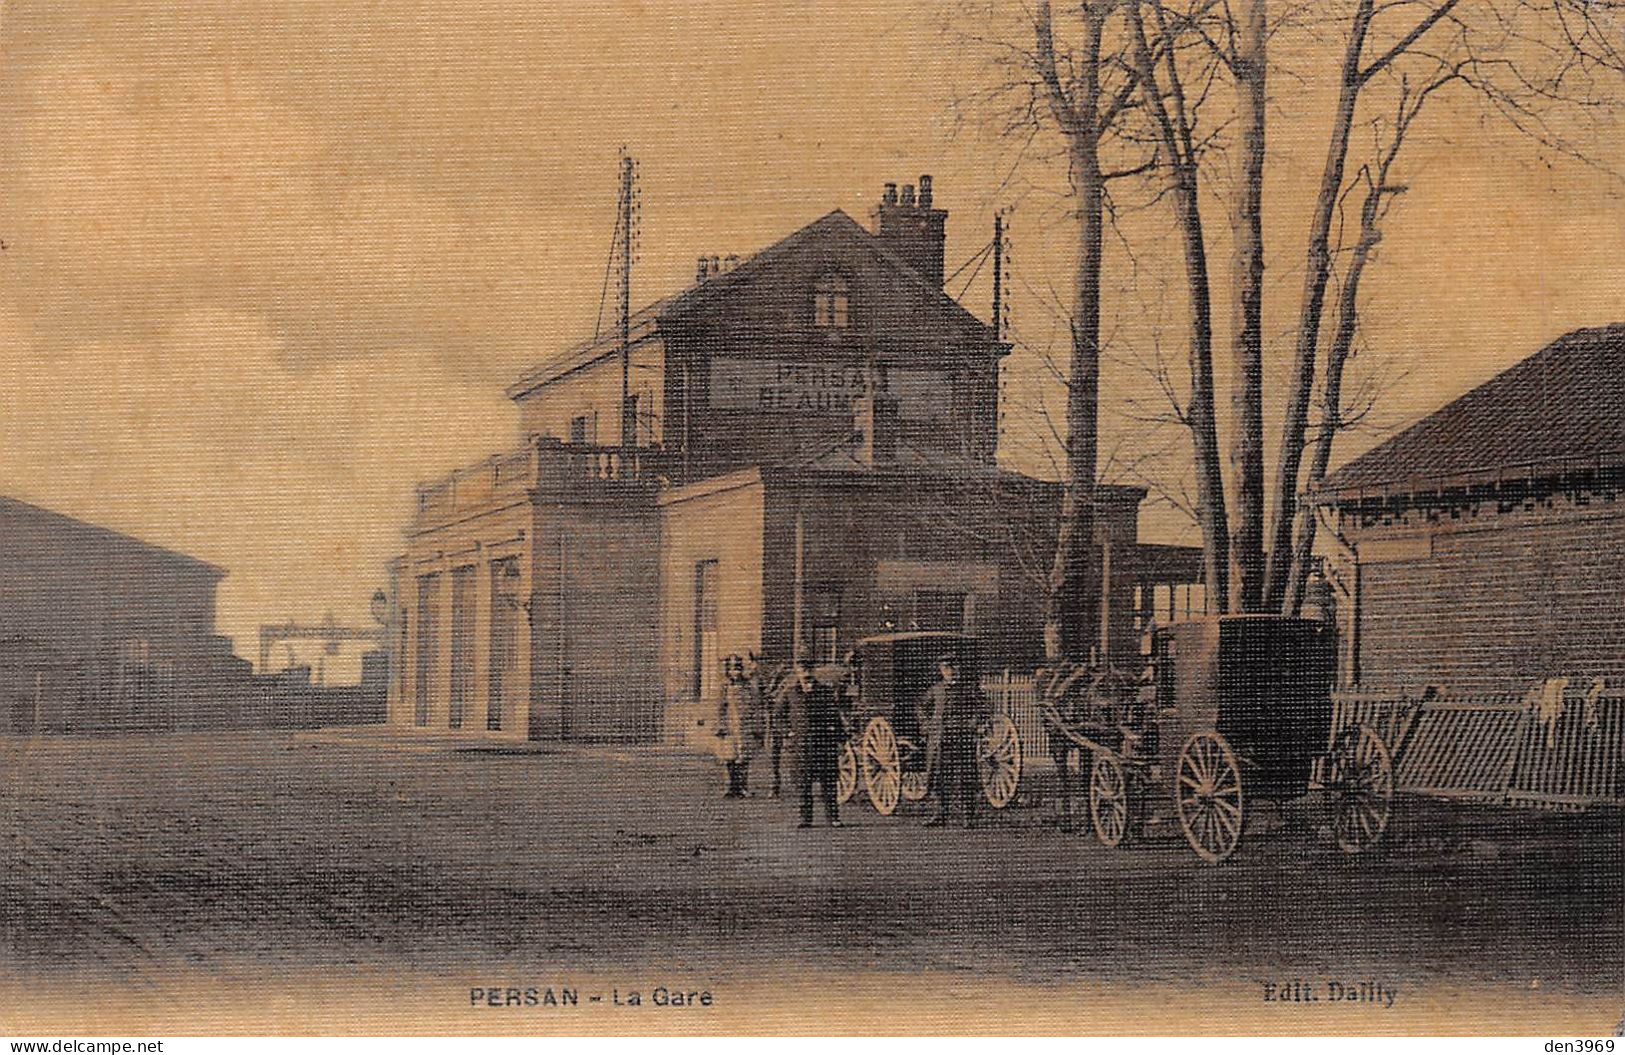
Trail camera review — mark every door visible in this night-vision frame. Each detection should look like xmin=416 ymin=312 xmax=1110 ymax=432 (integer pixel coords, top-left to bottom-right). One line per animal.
xmin=448 ymin=566 xmax=477 ymax=729
xmin=487 ymin=558 xmax=520 ymax=732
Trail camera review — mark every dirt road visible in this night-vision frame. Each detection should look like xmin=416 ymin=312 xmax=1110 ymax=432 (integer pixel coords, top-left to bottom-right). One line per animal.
xmin=0 ymin=731 xmax=1618 ymax=1033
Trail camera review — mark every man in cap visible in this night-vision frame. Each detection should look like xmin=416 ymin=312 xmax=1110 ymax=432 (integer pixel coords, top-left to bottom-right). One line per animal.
xmin=919 ymin=652 xmax=988 ymax=828
xmin=782 ymin=657 xmax=845 ymax=829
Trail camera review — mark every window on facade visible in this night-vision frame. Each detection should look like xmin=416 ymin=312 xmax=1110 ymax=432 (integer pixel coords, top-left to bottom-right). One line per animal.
xmin=809 ymin=583 xmax=842 ymax=662
xmin=694 ymin=560 xmax=721 ymax=702
xmin=813 ymin=273 xmax=850 ymax=329
xmin=448 ymin=566 xmax=477 ymax=730
xmin=569 ymin=414 xmax=591 ymax=445
xmin=622 ymin=392 xmax=645 ymax=447
xmin=414 ymin=573 xmax=440 ymax=727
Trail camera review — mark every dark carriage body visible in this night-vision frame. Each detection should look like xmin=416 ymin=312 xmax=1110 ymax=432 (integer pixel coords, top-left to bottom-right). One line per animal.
xmin=1153 ymin=616 xmax=1336 ymax=800
xmin=852 ymin=630 xmax=983 ymax=734
xmin=847 ymin=631 xmax=997 ymax=802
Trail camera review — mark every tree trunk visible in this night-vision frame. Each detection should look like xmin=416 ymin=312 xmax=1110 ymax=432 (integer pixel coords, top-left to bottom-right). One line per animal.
xmin=1044 ymin=138 xmax=1105 ymax=662
xmin=1128 ymin=0 xmax=1229 ymax=610
xmin=1263 ymin=0 xmax=1374 ymax=610
xmin=1228 ymin=0 xmax=1268 ymax=612
xmin=1180 ymin=192 xmax=1230 ymax=611
xmin=1283 ymin=175 xmax=1384 ymax=614
xmin=1035 ymin=0 xmax=1106 ymax=662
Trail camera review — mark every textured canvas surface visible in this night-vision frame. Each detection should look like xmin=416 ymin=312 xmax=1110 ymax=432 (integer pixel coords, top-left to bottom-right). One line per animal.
xmin=0 ymin=0 xmax=1622 ymax=1038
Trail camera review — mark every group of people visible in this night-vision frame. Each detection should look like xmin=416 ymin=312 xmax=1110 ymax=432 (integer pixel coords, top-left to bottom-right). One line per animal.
xmin=712 ymin=651 xmax=989 ymax=830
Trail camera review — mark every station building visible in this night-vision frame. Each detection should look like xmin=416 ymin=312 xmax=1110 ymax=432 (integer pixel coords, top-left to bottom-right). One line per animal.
xmin=389 ymin=179 xmax=1202 ymax=743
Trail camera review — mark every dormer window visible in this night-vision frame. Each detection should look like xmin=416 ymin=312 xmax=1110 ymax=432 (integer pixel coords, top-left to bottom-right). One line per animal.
xmin=813 ymin=273 xmax=850 ymax=329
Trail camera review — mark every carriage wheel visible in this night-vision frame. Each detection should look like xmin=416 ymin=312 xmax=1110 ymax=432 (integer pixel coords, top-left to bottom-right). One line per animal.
xmin=860 ymin=718 xmax=902 ymax=816
xmin=1327 ymin=722 xmax=1393 ymax=854
xmin=900 ymin=771 xmax=929 ymax=802
xmin=1089 ymin=753 xmax=1132 ymax=848
xmin=896 ymin=736 xmax=928 ymax=800
xmin=978 ymin=713 xmax=1022 ymax=810
xmin=836 ymin=740 xmax=857 ymax=805
xmin=1175 ymin=731 xmax=1244 ymax=863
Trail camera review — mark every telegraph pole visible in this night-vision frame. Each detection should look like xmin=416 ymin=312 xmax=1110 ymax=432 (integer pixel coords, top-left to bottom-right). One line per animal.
xmin=991 ymin=211 xmax=1006 ymax=342
xmin=617 ymin=150 xmax=637 ymax=452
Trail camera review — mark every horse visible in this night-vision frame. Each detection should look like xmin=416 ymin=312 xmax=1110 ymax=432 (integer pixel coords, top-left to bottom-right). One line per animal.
xmin=1039 ymin=659 xmax=1142 ymax=832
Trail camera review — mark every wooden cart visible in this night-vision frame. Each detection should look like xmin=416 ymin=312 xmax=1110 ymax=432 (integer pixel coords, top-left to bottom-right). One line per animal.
xmin=840 ymin=631 xmax=1023 ymax=816
xmin=1046 ymin=615 xmax=1394 ymax=862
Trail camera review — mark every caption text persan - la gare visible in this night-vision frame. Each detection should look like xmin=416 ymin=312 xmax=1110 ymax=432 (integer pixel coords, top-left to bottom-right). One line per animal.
xmin=469 ymin=986 xmax=713 ymax=1009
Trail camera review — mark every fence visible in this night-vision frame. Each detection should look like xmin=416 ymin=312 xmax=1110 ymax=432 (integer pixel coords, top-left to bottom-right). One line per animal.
xmin=981 ymin=671 xmax=1053 ymax=768
xmin=985 ymin=672 xmax=1623 ymax=806
xmin=1329 ymin=686 xmax=1624 ymax=809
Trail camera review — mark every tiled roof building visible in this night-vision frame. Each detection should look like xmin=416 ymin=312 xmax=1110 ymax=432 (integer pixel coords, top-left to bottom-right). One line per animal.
xmin=1312 ymin=324 xmax=1625 ymax=693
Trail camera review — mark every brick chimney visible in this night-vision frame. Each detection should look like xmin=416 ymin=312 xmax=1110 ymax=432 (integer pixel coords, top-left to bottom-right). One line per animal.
xmin=870 ymin=174 xmax=947 ymax=287
xmin=852 ymin=366 xmax=901 ymax=466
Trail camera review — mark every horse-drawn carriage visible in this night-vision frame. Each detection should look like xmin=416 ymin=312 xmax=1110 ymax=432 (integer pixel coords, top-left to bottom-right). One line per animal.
xmin=821 ymin=631 xmax=1024 ymax=816
xmin=1042 ymin=615 xmax=1394 ymax=862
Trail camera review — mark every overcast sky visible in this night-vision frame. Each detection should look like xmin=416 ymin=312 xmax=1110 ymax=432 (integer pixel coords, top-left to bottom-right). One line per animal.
xmin=1 ymin=1 xmax=1621 ymax=676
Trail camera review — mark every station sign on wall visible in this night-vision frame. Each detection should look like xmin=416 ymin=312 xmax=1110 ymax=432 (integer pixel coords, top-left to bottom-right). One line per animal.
xmin=708 ymin=357 xmax=956 ymax=422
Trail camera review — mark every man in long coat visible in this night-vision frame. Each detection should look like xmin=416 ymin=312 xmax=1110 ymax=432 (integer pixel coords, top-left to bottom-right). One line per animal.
xmin=780 ymin=658 xmax=845 ymax=828
xmin=919 ymin=654 xmax=988 ymax=828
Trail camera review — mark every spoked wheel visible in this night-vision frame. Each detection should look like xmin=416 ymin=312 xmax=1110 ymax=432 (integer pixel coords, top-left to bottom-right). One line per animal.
xmin=1326 ymin=722 xmax=1393 ymax=854
xmin=860 ymin=717 xmax=902 ymax=816
xmin=978 ymin=713 xmax=1022 ymax=809
xmin=897 ymin=737 xmax=929 ymax=802
xmin=900 ymin=770 xmax=929 ymax=802
xmin=1089 ymin=753 xmax=1132 ymax=848
xmin=836 ymin=740 xmax=857 ymax=805
xmin=1175 ymin=730 xmax=1244 ymax=863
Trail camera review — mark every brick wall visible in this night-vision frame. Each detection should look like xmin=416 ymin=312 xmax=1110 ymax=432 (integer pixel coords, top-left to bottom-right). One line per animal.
xmin=1347 ymin=492 xmax=1625 ymax=694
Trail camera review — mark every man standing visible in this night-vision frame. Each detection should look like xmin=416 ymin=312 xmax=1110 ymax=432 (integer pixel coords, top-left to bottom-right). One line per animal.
xmin=782 ymin=658 xmax=845 ymax=829
xmin=758 ymin=658 xmax=791 ymax=798
xmin=715 ymin=655 xmax=755 ymax=798
xmin=919 ymin=654 xmax=987 ymax=828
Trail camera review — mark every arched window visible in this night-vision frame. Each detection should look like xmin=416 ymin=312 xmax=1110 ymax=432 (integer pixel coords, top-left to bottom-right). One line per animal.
xmin=813 ymin=273 xmax=850 ymax=329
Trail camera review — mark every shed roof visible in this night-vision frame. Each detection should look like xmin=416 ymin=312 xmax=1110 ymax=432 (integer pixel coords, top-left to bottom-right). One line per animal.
xmin=0 ymin=496 xmax=226 ymax=578
xmin=1315 ymin=323 xmax=1625 ymax=499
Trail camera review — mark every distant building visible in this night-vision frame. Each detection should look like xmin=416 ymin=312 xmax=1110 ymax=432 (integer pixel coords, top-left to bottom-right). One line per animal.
xmin=390 ymin=178 xmax=1203 ymax=743
xmin=0 ymin=496 xmax=249 ymax=733
xmin=1312 ymin=323 xmax=1625 ymax=694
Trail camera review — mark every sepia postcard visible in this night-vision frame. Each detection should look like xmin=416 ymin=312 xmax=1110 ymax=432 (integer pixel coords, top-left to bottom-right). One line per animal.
xmin=0 ymin=0 xmax=1622 ymax=1039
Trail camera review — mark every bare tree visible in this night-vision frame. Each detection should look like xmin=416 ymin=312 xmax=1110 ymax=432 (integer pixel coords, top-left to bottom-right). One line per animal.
xmin=1282 ymin=69 xmax=1449 ymax=613
xmin=956 ymin=0 xmax=1150 ymax=659
xmin=1267 ymin=0 xmax=1625 ymax=612
xmin=1124 ymin=0 xmax=1232 ymax=607
xmin=955 ymin=0 xmax=1625 ymax=651
xmin=1262 ymin=0 xmax=1462 ymax=610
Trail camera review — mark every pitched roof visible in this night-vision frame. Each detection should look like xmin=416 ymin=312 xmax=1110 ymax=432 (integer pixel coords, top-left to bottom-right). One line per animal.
xmin=1316 ymin=324 xmax=1625 ymax=498
xmin=0 ymin=496 xmax=226 ymax=577
xmin=657 ymin=209 xmax=986 ymax=330
xmin=507 ymin=209 xmax=992 ymax=398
